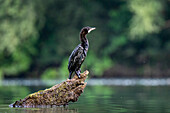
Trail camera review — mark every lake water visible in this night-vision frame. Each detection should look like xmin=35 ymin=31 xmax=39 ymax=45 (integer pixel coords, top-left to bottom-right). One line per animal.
xmin=0 ymin=79 xmax=170 ymax=113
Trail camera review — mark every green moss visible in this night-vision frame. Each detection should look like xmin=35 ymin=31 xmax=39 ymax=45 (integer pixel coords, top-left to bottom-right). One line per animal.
xmin=11 ymin=71 xmax=88 ymax=107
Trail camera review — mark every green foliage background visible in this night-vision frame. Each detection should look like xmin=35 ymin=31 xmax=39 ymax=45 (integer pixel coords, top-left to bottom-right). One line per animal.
xmin=0 ymin=0 xmax=169 ymax=79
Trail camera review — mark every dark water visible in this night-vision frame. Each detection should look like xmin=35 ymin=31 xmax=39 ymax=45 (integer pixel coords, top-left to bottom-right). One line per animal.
xmin=0 ymin=80 xmax=170 ymax=113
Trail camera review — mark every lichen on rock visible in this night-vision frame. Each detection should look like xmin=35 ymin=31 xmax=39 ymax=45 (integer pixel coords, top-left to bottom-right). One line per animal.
xmin=9 ymin=70 xmax=89 ymax=108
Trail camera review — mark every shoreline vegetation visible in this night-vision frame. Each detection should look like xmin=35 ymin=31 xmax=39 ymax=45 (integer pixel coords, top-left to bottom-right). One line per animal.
xmin=0 ymin=0 xmax=170 ymax=79
xmin=103 ymin=65 xmax=170 ymax=78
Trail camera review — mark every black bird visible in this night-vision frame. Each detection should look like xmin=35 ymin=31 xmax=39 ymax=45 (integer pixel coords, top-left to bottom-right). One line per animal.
xmin=68 ymin=26 xmax=96 ymax=79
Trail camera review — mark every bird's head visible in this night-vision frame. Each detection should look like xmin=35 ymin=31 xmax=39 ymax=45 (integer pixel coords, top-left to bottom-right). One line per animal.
xmin=80 ymin=26 xmax=96 ymax=35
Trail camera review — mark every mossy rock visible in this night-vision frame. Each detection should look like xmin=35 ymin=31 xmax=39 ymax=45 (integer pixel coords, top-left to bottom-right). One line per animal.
xmin=10 ymin=71 xmax=89 ymax=108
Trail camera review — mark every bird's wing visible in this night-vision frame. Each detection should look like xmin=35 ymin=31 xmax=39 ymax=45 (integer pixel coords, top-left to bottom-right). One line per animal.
xmin=68 ymin=45 xmax=84 ymax=70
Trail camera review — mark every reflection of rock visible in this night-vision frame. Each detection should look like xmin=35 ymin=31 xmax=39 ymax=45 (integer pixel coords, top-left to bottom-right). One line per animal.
xmin=10 ymin=71 xmax=89 ymax=108
xmin=16 ymin=106 xmax=79 ymax=113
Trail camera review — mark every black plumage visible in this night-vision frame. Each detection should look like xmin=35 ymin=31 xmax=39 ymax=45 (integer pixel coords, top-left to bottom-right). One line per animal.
xmin=68 ymin=26 xmax=96 ymax=79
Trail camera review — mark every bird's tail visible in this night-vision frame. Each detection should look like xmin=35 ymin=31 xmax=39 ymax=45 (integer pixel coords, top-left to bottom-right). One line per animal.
xmin=69 ymin=71 xmax=73 ymax=79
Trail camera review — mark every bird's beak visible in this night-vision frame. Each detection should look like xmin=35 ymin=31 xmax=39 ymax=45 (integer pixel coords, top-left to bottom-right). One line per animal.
xmin=88 ymin=27 xmax=96 ymax=33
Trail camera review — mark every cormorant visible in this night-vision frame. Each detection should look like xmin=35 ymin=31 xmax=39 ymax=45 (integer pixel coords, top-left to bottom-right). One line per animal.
xmin=68 ymin=26 xmax=96 ymax=79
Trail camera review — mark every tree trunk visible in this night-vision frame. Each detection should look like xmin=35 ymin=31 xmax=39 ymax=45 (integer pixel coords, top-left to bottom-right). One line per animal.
xmin=9 ymin=70 xmax=89 ymax=108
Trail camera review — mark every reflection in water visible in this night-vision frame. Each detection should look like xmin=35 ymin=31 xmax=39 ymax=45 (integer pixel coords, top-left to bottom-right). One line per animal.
xmin=0 ymin=81 xmax=170 ymax=113
xmin=0 ymin=105 xmax=79 ymax=113
xmin=15 ymin=107 xmax=78 ymax=113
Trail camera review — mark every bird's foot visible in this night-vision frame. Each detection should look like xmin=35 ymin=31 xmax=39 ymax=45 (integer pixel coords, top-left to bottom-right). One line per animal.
xmin=77 ymin=74 xmax=81 ymax=79
xmin=66 ymin=79 xmax=71 ymax=82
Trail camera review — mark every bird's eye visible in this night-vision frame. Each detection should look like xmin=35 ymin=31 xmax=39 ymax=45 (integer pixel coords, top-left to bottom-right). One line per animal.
xmin=85 ymin=29 xmax=88 ymax=33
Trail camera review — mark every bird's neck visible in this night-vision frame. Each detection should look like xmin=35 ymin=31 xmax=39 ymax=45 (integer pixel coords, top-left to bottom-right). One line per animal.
xmin=80 ymin=33 xmax=89 ymax=49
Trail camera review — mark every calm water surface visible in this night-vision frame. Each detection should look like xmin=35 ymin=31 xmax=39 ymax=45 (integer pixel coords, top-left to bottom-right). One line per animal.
xmin=0 ymin=79 xmax=170 ymax=113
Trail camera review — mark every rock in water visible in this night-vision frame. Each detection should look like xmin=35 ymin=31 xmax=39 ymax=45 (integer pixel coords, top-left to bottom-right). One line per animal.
xmin=9 ymin=71 xmax=89 ymax=108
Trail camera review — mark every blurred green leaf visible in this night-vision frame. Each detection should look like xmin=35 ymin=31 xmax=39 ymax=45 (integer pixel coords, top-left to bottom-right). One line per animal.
xmin=41 ymin=68 xmax=58 ymax=80
xmin=128 ymin=0 xmax=164 ymax=38
xmin=86 ymin=52 xmax=113 ymax=76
